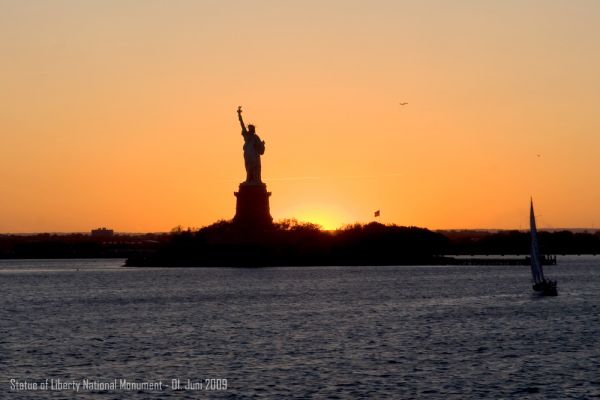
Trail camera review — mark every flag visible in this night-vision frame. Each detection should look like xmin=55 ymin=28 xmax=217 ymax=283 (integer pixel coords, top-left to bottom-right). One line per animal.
xmin=374 ymin=210 xmax=380 ymax=217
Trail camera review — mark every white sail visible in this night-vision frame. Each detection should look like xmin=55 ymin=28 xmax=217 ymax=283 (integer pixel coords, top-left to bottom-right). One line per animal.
xmin=530 ymin=199 xmax=545 ymax=284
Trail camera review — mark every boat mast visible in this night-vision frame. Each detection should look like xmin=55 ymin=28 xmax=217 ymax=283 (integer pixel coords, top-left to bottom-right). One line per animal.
xmin=530 ymin=199 xmax=545 ymax=283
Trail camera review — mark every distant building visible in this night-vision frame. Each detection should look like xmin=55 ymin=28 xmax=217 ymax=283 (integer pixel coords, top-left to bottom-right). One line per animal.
xmin=91 ymin=228 xmax=114 ymax=238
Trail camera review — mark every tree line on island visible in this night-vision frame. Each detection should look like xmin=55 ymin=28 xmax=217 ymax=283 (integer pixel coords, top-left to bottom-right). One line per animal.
xmin=127 ymin=220 xmax=449 ymax=267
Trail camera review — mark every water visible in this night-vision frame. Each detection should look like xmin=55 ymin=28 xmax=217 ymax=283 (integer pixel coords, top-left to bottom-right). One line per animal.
xmin=1 ymin=257 xmax=599 ymax=399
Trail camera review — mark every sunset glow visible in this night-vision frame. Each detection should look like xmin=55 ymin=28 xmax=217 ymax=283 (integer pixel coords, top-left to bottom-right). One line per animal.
xmin=282 ymin=202 xmax=354 ymax=230
xmin=1 ymin=1 xmax=600 ymax=232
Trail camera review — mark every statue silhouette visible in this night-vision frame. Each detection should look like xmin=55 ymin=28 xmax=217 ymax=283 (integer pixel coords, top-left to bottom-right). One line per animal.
xmin=233 ymin=106 xmax=272 ymax=227
xmin=237 ymin=106 xmax=265 ymax=184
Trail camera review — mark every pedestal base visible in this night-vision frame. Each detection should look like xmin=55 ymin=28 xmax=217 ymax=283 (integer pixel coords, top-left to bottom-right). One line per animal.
xmin=233 ymin=183 xmax=273 ymax=227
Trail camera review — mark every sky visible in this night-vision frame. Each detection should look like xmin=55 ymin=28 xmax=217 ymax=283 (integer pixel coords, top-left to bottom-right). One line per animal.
xmin=1 ymin=0 xmax=599 ymax=232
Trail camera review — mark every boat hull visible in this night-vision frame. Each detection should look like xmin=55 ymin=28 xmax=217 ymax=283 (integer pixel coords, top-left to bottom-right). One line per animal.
xmin=533 ymin=281 xmax=558 ymax=296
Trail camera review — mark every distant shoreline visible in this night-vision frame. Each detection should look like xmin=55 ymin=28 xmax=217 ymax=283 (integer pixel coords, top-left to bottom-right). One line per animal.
xmin=1 ymin=222 xmax=598 ymax=263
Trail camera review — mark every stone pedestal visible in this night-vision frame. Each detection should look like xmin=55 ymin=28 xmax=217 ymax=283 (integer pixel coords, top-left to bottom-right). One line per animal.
xmin=233 ymin=183 xmax=273 ymax=227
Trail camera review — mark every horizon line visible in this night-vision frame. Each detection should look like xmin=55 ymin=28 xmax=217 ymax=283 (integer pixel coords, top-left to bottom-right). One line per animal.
xmin=1 ymin=227 xmax=599 ymax=235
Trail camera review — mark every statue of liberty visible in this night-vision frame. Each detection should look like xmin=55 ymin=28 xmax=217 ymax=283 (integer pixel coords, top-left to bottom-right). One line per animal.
xmin=237 ymin=106 xmax=266 ymax=184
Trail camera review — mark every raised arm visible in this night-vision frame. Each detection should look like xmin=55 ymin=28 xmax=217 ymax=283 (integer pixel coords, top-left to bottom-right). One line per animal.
xmin=237 ymin=106 xmax=247 ymax=134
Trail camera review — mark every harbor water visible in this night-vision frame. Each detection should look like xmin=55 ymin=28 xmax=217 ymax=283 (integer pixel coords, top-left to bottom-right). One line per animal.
xmin=1 ymin=257 xmax=599 ymax=398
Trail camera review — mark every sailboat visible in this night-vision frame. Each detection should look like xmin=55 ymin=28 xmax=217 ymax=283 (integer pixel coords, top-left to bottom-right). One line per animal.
xmin=530 ymin=199 xmax=558 ymax=296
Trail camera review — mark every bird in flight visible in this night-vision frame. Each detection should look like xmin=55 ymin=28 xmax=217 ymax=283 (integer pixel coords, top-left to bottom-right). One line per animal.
xmin=399 ymin=102 xmax=408 ymax=106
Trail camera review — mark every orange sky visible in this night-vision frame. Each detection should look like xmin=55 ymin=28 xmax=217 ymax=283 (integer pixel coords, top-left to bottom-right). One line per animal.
xmin=1 ymin=1 xmax=599 ymax=232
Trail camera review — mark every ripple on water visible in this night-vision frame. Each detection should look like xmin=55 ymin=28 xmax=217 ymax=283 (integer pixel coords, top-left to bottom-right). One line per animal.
xmin=1 ymin=259 xmax=600 ymax=398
